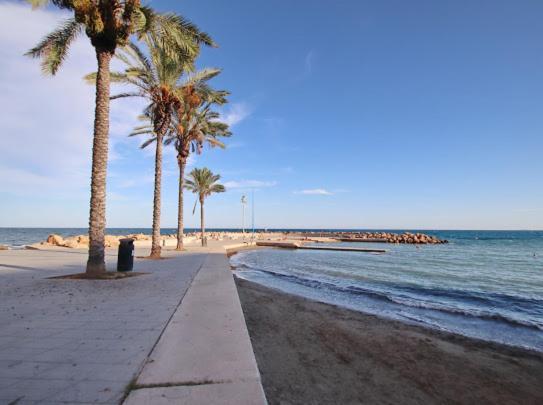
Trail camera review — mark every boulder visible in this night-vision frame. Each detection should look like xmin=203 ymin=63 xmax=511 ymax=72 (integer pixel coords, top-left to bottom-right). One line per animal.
xmin=129 ymin=233 xmax=150 ymax=241
xmin=104 ymin=235 xmax=121 ymax=247
xmin=76 ymin=235 xmax=89 ymax=245
xmin=63 ymin=239 xmax=82 ymax=249
xmin=46 ymin=234 xmax=64 ymax=246
xmin=0 ymin=244 xmax=9 ymax=250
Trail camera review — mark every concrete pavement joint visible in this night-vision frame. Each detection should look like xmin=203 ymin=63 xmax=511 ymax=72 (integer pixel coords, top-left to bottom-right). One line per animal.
xmin=133 ymin=379 xmax=231 ymax=390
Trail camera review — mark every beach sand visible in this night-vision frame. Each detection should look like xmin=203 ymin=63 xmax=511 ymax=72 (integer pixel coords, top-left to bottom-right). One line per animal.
xmin=236 ymin=278 xmax=543 ymax=405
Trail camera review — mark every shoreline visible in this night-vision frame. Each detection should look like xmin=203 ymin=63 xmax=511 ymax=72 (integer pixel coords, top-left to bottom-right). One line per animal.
xmin=232 ymin=270 xmax=543 ymax=354
xmin=236 ymin=278 xmax=543 ymax=404
xmin=234 ymin=272 xmax=543 ymax=355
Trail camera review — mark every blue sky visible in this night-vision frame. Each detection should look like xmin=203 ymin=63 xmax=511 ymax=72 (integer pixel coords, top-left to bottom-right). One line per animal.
xmin=1 ymin=0 xmax=542 ymax=229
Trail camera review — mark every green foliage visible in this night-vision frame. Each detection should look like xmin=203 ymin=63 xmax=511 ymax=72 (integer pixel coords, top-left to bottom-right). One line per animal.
xmin=185 ymin=167 xmax=226 ymax=202
xmin=25 ymin=18 xmax=81 ymax=75
xmin=166 ymin=103 xmax=232 ymax=158
xmin=109 ymin=39 xmax=225 ymax=148
xmin=26 ymin=0 xmax=215 ymax=76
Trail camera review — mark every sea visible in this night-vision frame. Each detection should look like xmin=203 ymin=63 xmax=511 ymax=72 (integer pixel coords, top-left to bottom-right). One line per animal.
xmin=230 ymin=230 xmax=543 ymax=352
xmin=2 ymin=228 xmax=542 ymax=352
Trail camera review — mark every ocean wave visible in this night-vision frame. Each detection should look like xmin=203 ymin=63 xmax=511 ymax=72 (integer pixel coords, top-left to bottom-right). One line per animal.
xmin=386 ymin=295 xmax=543 ymax=330
xmin=234 ymin=264 xmax=543 ymax=331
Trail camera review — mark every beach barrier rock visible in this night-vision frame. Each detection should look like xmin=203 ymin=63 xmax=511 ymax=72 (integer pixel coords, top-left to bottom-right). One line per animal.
xmin=334 ymin=231 xmax=447 ymax=244
xmin=0 ymin=244 xmax=9 ymax=250
xmin=63 ymin=238 xmax=81 ymax=249
xmin=127 ymin=233 xmax=151 ymax=241
xmin=104 ymin=235 xmax=124 ymax=247
xmin=76 ymin=235 xmax=89 ymax=244
xmin=46 ymin=234 xmax=65 ymax=246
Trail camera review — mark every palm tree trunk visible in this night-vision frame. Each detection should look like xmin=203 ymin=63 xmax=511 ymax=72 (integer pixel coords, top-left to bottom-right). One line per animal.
xmin=150 ymin=131 xmax=164 ymax=258
xmin=200 ymin=196 xmax=206 ymax=247
xmin=86 ymin=48 xmax=113 ymax=275
xmin=176 ymin=157 xmax=186 ymax=250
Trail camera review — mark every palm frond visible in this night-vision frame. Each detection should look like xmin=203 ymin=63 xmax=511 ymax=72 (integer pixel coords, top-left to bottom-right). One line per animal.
xmin=184 ymin=167 xmax=225 ymax=200
xmin=179 ymin=68 xmax=221 ymax=87
xmin=206 ymin=138 xmax=226 ymax=149
xmin=110 ymin=92 xmax=142 ymax=100
xmin=25 ymin=18 xmax=81 ymax=75
xmin=129 ymin=128 xmax=154 ymax=137
xmin=140 ymin=137 xmax=158 ymax=148
xmin=127 ymin=42 xmax=154 ymax=75
xmin=192 ymin=199 xmax=198 ymax=215
xmin=133 ymin=5 xmax=154 ymax=35
xmin=28 ymin=0 xmax=73 ymax=10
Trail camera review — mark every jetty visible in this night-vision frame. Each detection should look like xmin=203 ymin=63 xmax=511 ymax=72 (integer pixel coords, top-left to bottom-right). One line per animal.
xmin=298 ymin=245 xmax=386 ymax=253
xmin=256 ymin=241 xmax=386 ymax=253
xmin=336 ymin=238 xmax=388 ymax=243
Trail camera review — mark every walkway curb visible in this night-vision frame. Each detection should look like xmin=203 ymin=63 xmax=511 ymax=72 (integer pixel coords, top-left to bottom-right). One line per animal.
xmin=124 ymin=251 xmax=267 ymax=404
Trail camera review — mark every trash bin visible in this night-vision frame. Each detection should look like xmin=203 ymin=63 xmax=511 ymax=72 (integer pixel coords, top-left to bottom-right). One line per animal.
xmin=117 ymin=238 xmax=134 ymax=272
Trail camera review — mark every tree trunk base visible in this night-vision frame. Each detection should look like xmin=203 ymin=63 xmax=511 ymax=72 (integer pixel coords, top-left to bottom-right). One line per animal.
xmin=86 ymin=260 xmax=106 ymax=275
xmin=149 ymin=246 xmax=161 ymax=259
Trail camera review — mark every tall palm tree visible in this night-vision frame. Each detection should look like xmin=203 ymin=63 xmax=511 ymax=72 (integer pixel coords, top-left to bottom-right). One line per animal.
xmin=184 ymin=168 xmax=225 ymax=246
xmin=105 ymin=42 xmax=221 ymax=257
xmin=26 ymin=0 xmax=214 ymax=273
xmin=166 ymin=93 xmax=231 ymax=250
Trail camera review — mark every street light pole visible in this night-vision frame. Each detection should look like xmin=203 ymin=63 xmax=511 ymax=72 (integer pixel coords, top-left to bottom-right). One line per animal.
xmin=241 ymin=195 xmax=247 ymax=234
xmin=251 ymin=189 xmax=255 ymax=241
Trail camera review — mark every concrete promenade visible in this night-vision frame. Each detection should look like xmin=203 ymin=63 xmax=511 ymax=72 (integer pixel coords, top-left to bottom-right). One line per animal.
xmin=0 ymin=243 xmax=265 ymax=404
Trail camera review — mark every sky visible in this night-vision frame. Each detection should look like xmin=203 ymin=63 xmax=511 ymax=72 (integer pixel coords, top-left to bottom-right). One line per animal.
xmin=0 ymin=0 xmax=542 ymax=230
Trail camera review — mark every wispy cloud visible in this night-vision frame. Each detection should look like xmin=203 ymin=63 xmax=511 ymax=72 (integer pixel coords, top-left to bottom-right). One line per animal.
xmin=295 ymin=188 xmax=333 ymax=195
xmin=0 ymin=2 xmax=151 ymax=201
xmin=0 ymin=2 xmax=95 ymax=196
xmin=221 ymin=102 xmax=251 ymax=127
xmin=224 ymin=180 xmax=277 ymax=190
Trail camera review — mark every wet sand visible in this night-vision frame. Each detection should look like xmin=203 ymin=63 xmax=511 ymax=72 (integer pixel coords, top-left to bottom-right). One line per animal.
xmin=236 ymin=278 xmax=543 ymax=405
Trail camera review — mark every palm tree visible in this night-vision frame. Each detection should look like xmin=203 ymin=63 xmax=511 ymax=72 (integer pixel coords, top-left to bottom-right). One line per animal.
xmin=166 ymin=94 xmax=231 ymax=250
xmin=184 ymin=168 xmax=225 ymax=246
xmin=106 ymin=42 xmax=221 ymax=257
xmin=26 ymin=0 xmax=214 ymax=273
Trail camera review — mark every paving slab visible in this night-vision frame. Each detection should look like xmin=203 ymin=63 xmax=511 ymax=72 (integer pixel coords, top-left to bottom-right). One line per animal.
xmin=124 ymin=251 xmax=266 ymax=405
xmin=0 ymin=247 xmax=205 ymax=403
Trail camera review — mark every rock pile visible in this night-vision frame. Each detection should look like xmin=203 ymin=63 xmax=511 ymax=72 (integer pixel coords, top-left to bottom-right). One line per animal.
xmin=44 ymin=234 xmax=124 ymax=248
xmin=340 ymin=232 xmax=447 ymax=244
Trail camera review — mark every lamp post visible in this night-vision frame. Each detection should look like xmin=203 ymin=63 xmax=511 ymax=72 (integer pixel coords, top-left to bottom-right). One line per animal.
xmin=251 ymin=189 xmax=255 ymax=241
xmin=241 ymin=195 xmax=247 ymax=234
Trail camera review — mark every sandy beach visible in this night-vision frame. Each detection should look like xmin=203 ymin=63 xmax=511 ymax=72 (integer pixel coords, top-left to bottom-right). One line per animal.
xmin=236 ymin=278 xmax=543 ymax=405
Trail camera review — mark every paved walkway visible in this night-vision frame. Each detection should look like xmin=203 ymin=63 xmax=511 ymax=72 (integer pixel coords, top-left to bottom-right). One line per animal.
xmin=0 ymin=247 xmax=205 ymax=404
xmin=124 ymin=251 xmax=266 ymax=404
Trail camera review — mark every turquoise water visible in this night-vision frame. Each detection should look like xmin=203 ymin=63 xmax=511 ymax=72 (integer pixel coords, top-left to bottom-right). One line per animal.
xmin=231 ymin=231 xmax=543 ymax=352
